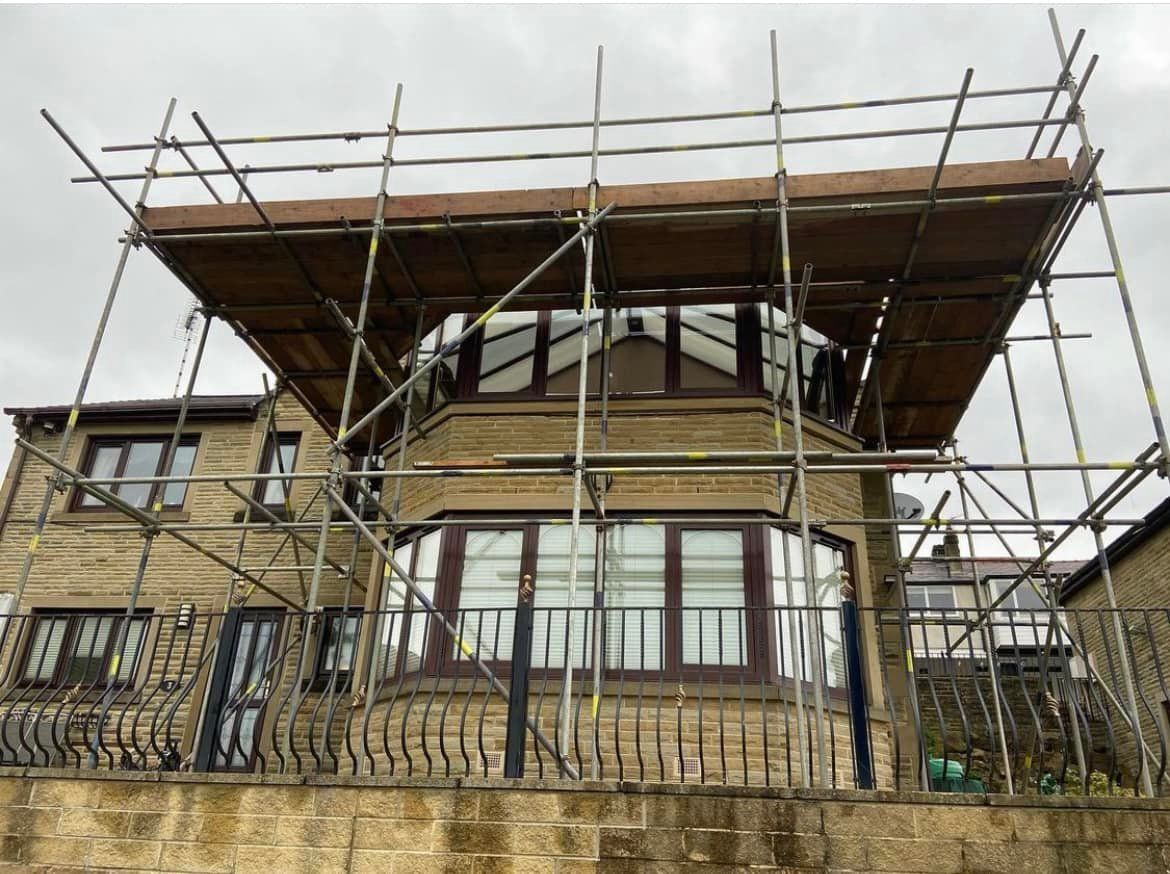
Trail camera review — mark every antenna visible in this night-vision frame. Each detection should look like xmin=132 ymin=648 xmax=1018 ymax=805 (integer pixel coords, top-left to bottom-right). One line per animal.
xmin=171 ymin=297 xmax=204 ymax=397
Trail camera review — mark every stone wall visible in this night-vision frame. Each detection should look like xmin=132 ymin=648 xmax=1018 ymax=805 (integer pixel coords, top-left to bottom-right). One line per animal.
xmin=0 ymin=769 xmax=1168 ymax=872
xmin=1062 ymin=521 xmax=1170 ymax=786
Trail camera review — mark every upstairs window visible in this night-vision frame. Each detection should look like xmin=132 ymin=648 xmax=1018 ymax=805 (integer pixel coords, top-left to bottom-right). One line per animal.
xmin=254 ymin=433 xmax=300 ymax=508
xmin=905 ymin=585 xmax=958 ymax=613
xmin=21 ymin=610 xmax=151 ymax=689
xmin=74 ymin=436 xmax=198 ymax=511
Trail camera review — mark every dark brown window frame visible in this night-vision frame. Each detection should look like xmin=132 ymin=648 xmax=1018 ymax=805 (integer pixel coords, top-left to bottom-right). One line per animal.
xmin=251 ymin=431 xmax=301 ymax=509
xmin=16 ymin=608 xmax=153 ymax=691
xmin=305 ymin=609 xmax=362 ymax=692
xmin=379 ymin=516 xmax=852 ymax=690
xmin=70 ymin=435 xmax=200 ymax=512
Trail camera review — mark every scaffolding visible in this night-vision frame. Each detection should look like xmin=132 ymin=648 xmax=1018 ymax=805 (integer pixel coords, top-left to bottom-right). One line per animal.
xmin=10 ymin=8 xmax=1170 ymax=793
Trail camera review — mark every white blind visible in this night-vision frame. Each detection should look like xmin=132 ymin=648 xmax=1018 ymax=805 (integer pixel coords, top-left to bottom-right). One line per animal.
xmin=23 ymin=616 xmax=67 ymax=683
xmin=531 ymin=525 xmax=595 ymax=669
xmin=604 ymin=525 xmax=666 ymax=671
xmin=680 ymin=530 xmax=746 ymax=666
xmin=456 ymin=529 xmax=523 ymax=661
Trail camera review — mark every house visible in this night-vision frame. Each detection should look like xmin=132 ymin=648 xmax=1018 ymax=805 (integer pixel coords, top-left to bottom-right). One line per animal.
xmin=1060 ymin=496 xmax=1170 ymax=789
xmin=3 ymin=14 xmax=1170 ymax=869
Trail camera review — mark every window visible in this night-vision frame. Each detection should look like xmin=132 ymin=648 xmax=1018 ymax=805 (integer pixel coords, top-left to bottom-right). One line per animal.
xmin=905 ymin=585 xmax=958 ymax=612
xmin=308 ymin=610 xmax=360 ymax=691
xmin=768 ymin=529 xmax=847 ymax=687
xmin=388 ymin=519 xmax=852 ymax=684
xmin=74 ymin=437 xmax=198 ymax=511
xmin=21 ymin=610 xmax=150 ymax=689
xmin=376 ymin=528 xmax=442 ymax=679
xmin=254 ymin=433 xmax=300 ymax=507
xmin=987 ymin=578 xmax=1049 ymax=611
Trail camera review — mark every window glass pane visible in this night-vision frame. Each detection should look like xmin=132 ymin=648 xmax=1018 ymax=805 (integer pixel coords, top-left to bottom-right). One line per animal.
xmin=67 ymin=615 xmax=114 ymax=685
xmin=429 ymin=313 xmax=464 ymax=406
xmin=478 ymin=312 xmax=537 ymax=393
xmin=376 ymin=541 xmax=414 ymax=681
xmin=113 ymin=617 xmax=148 ymax=684
xmin=23 ymin=616 xmax=67 ymax=683
xmin=260 ymin=438 xmax=298 ymax=506
xmin=906 ymin=586 xmax=929 ymax=610
xmin=681 ymin=530 xmax=746 ymax=667
xmin=323 ymin=614 xmax=360 ymax=674
xmin=679 ymin=305 xmax=738 ymax=390
xmin=770 ymin=529 xmax=846 ymax=686
xmin=758 ymin=303 xmax=791 ymax=395
xmin=608 ymin=308 xmax=667 ymax=394
xmin=80 ymin=445 xmax=122 ymax=507
xmin=118 ymin=441 xmax=164 ymax=508
xmin=405 ymin=530 xmax=442 ymax=672
xmin=532 ymin=525 xmax=596 ymax=669
xmin=161 ymin=443 xmax=197 ymax=507
xmin=604 ymin=525 xmax=666 ymax=671
xmin=545 ymin=310 xmax=603 ymax=396
xmin=456 ymin=529 xmax=523 ymax=661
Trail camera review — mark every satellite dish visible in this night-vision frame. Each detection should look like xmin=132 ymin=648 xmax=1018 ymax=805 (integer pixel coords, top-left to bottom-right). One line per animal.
xmin=893 ymin=492 xmax=925 ymax=520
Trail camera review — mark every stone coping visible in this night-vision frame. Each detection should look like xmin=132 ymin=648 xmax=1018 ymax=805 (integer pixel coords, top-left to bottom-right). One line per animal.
xmin=2 ymin=765 xmax=1165 ymax=812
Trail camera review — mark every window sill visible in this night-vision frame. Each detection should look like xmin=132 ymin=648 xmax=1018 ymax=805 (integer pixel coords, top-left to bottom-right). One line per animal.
xmin=52 ymin=509 xmax=191 ymax=525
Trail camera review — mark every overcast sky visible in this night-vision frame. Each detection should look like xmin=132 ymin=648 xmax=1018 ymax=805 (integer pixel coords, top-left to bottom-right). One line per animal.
xmin=1 ymin=3 xmax=1168 ymax=562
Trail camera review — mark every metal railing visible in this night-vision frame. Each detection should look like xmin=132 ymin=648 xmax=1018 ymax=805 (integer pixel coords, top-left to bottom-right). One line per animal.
xmin=0 ymin=605 xmax=1163 ymax=797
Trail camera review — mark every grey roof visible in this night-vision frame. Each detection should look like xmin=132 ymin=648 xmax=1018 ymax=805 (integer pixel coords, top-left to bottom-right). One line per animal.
xmin=1060 ymin=496 xmax=1170 ymax=602
xmin=902 ymin=556 xmax=1085 ymax=585
xmin=5 ymin=395 xmax=264 ymax=424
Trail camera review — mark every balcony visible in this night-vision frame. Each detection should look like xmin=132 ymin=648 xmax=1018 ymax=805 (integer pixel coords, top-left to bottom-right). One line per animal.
xmin=0 ymin=604 xmax=1161 ymax=799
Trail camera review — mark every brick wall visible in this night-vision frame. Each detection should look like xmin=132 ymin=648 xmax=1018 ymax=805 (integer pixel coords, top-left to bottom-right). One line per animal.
xmin=0 ymin=769 xmax=1168 ymax=872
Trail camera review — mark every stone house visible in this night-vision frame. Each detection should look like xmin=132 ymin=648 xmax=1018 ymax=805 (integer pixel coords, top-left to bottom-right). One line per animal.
xmin=1060 ymin=497 xmax=1170 ymax=787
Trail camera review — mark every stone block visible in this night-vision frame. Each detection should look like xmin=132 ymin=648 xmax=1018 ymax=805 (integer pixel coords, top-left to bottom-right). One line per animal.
xmin=20 ymin=835 xmax=91 ymax=866
xmin=824 ymin=802 xmax=916 ymax=838
xmin=127 ymin=811 xmax=205 ymax=841
xmin=387 ymin=852 xmax=475 ymax=874
xmin=825 ymin=835 xmax=868 ymax=870
xmin=432 ymin=821 xmax=597 ymax=858
xmin=474 ymin=856 xmax=558 ymax=873
xmin=352 ymin=816 xmax=432 ymax=850
xmin=315 ymin=787 xmax=359 ymax=818
xmin=478 ymin=790 xmax=642 ymax=827
xmin=865 ymin=836 xmax=962 ymax=873
xmin=914 ymin=806 xmax=1014 ymax=840
xmin=235 ymin=845 xmax=351 ymax=874
xmin=0 ymin=805 xmax=60 ymax=837
xmin=961 ymin=840 xmax=1062 ymax=874
xmin=198 ymin=813 xmax=276 ymax=845
xmin=56 ymin=808 xmax=131 ymax=839
xmin=354 ymin=787 xmax=478 ymax=822
xmin=0 ymin=780 xmax=30 ymax=807
xmin=88 ymin=838 xmax=163 ymax=869
xmin=159 ymin=840 xmax=237 ymax=873
xmin=274 ymin=815 xmax=353 ymax=848
xmin=1009 ymin=809 xmax=1117 ymax=844
xmin=642 ymin=794 xmax=821 ymax=834
xmin=1059 ymin=842 xmax=1167 ymax=873
xmin=30 ymin=779 xmax=102 ymax=809
xmin=96 ymin=781 xmax=180 ymax=812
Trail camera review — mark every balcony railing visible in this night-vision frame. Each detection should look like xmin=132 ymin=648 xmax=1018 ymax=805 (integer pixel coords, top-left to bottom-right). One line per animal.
xmin=0 ymin=605 xmax=1163 ymax=796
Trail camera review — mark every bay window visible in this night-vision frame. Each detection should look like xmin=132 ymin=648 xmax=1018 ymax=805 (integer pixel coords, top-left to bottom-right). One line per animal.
xmin=374 ymin=519 xmax=851 ymax=687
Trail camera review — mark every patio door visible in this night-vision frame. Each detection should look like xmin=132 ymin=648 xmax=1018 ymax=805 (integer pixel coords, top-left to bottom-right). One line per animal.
xmin=195 ymin=609 xmax=284 ymax=772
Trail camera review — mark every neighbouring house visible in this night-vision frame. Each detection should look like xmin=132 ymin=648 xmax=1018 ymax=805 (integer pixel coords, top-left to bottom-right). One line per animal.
xmin=1060 ymin=496 xmax=1170 ymax=788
